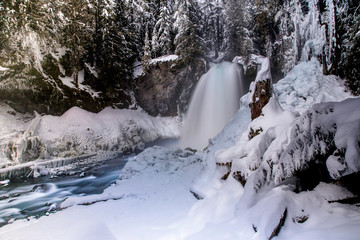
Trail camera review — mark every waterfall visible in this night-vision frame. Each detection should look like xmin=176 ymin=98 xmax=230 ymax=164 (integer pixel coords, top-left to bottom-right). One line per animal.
xmin=179 ymin=62 xmax=244 ymax=150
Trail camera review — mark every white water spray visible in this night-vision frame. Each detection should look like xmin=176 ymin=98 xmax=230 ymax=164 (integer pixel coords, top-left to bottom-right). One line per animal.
xmin=179 ymin=62 xmax=244 ymax=150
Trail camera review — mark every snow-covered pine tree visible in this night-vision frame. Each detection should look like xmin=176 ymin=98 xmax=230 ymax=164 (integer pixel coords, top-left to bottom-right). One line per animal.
xmin=142 ymin=26 xmax=151 ymax=71
xmin=95 ymin=0 xmax=138 ymax=93
xmin=61 ymin=0 xmax=92 ymax=85
xmin=334 ymin=0 xmax=360 ymax=95
xmin=174 ymin=0 xmax=205 ymax=64
xmin=200 ymin=0 xmax=225 ymax=59
xmin=151 ymin=0 xmax=174 ymax=57
xmin=253 ymin=0 xmax=278 ymax=58
xmin=223 ymin=0 xmax=252 ymax=60
xmin=128 ymin=0 xmax=160 ymax=59
xmin=0 ymin=2 xmax=7 ymax=51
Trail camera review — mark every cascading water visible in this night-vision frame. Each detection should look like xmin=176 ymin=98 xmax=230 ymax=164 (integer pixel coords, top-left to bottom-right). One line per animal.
xmin=179 ymin=62 xmax=244 ymax=150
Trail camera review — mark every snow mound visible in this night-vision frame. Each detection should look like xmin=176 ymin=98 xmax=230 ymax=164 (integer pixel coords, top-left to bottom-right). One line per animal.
xmin=119 ymin=146 xmax=200 ymax=180
xmin=216 ymin=97 xmax=298 ymax=186
xmin=1 ymin=107 xmax=181 ymax=169
xmin=214 ymin=96 xmax=360 ymax=192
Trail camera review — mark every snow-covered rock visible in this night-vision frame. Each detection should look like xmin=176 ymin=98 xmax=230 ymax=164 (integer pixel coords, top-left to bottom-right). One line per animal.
xmin=274 ymin=58 xmax=353 ymax=114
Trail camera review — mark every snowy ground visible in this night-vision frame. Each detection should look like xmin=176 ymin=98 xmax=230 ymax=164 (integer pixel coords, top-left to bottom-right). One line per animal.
xmin=0 ymin=58 xmax=359 ymax=239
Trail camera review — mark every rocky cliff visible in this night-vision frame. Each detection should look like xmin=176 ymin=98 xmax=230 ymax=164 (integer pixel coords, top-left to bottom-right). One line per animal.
xmin=136 ymin=56 xmax=206 ymax=116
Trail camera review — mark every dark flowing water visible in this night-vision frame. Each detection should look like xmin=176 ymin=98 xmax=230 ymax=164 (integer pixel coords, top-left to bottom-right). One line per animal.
xmin=0 ymin=154 xmax=131 ymax=227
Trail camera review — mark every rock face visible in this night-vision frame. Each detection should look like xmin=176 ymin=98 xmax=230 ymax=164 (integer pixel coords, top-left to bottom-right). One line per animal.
xmin=250 ymin=79 xmax=272 ymax=120
xmin=136 ymin=58 xmax=206 ymax=116
xmin=0 ymin=64 xmax=107 ymax=115
xmin=234 ymin=55 xmax=273 ymax=121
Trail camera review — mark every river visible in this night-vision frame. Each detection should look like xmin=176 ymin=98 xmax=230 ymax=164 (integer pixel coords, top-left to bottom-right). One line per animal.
xmin=0 ymin=138 xmax=179 ymax=227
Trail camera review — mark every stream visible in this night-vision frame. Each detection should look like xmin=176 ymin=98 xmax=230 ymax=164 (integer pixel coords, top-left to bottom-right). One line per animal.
xmin=0 ymin=138 xmax=179 ymax=227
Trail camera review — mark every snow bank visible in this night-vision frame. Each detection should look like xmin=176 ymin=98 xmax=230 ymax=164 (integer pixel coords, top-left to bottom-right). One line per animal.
xmin=0 ymin=106 xmax=181 ymax=171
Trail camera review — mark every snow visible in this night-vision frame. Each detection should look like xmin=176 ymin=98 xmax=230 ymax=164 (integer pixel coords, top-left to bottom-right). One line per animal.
xmin=0 ymin=104 xmax=32 ymax=167
xmin=0 ymin=106 xmax=180 ymax=170
xmin=132 ymin=61 xmax=143 ymax=78
xmin=274 ymin=58 xmax=353 ymax=114
xmin=1 ymin=56 xmax=359 ymax=239
xmin=149 ymin=54 xmax=179 ymax=64
xmin=59 ymin=70 xmax=100 ymax=98
xmin=0 ymin=66 xmax=9 ymax=71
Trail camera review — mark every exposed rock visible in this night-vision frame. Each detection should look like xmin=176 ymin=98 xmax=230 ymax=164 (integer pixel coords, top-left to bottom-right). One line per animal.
xmin=233 ymin=55 xmax=273 ymax=121
xmin=0 ymin=63 xmax=119 ymax=116
xmin=249 ymin=79 xmax=272 ymax=120
xmin=269 ymin=208 xmax=287 ymax=240
xmin=136 ymin=57 xmax=206 ymax=116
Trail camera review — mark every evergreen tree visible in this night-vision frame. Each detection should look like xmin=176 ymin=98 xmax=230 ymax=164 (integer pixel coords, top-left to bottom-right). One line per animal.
xmin=151 ymin=0 xmax=174 ymax=57
xmin=223 ymin=0 xmax=252 ymax=60
xmin=200 ymin=0 xmax=224 ymax=59
xmin=0 ymin=2 xmax=6 ymax=51
xmin=253 ymin=0 xmax=278 ymax=57
xmin=129 ymin=0 xmax=160 ymax=59
xmin=142 ymin=25 xmax=151 ymax=71
xmin=95 ymin=0 xmax=138 ymax=92
xmin=174 ymin=0 xmax=205 ymax=64
xmin=61 ymin=0 xmax=91 ymax=85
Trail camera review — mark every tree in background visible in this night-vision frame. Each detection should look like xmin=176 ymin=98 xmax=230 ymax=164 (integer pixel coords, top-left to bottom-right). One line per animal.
xmin=174 ymin=0 xmax=205 ymax=64
xmin=0 ymin=2 xmax=7 ymax=52
xmin=200 ymin=0 xmax=225 ymax=59
xmin=128 ymin=0 xmax=160 ymax=59
xmin=151 ymin=0 xmax=174 ymax=57
xmin=223 ymin=0 xmax=251 ymax=60
xmin=61 ymin=0 xmax=91 ymax=85
xmin=94 ymin=0 xmax=138 ymax=93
